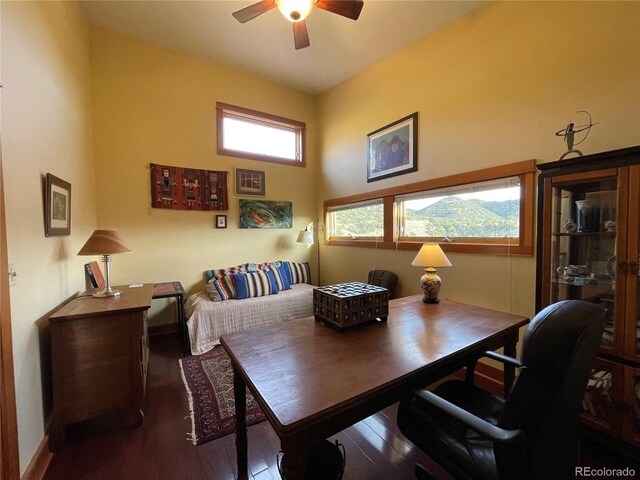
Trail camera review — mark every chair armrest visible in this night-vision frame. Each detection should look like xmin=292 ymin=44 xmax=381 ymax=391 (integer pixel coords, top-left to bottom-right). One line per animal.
xmin=412 ymin=388 xmax=525 ymax=445
xmin=481 ymin=350 xmax=522 ymax=368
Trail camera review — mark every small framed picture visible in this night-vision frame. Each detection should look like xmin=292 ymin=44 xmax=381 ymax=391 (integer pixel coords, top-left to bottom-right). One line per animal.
xmin=44 ymin=173 xmax=71 ymax=236
xmin=216 ymin=214 xmax=227 ymax=229
xmin=367 ymin=112 xmax=418 ymax=182
xmin=235 ymin=168 xmax=265 ymax=196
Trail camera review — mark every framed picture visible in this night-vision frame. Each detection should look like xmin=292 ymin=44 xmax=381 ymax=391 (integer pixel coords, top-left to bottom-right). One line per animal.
xmin=44 ymin=173 xmax=71 ymax=236
xmin=235 ymin=168 xmax=265 ymax=196
xmin=239 ymin=200 xmax=292 ymax=229
xmin=367 ymin=112 xmax=418 ymax=182
xmin=216 ymin=214 xmax=227 ymax=229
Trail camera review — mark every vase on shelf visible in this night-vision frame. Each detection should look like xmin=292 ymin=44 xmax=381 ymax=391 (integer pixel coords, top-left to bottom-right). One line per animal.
xmin=576 ymin=199 xmax=599 ymax=232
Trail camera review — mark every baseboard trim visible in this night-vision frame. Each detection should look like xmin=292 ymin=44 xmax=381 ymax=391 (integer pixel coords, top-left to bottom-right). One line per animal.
xmin=453 ymin=362 xmax=504 ymax=396
xmin=149 ymin=323 xmax=178 ymax=337
xmin=21 ymin=434 xmax=52 ymax=480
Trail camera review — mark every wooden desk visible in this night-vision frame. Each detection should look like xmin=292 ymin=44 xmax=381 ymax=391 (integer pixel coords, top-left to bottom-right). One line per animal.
xmin=221 ymin=296 xmax=529 ymax=480
xmin=49 ymin=284 xmax=153 ymax=451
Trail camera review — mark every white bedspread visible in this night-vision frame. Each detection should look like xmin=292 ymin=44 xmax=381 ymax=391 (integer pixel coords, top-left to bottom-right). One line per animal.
xmin=185 ymin=283 xmax=314 ymax=355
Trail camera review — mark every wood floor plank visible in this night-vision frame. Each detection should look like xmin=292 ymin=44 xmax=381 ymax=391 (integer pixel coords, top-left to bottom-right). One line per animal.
xmin=43 ymin=334 xmax=638 ymax=480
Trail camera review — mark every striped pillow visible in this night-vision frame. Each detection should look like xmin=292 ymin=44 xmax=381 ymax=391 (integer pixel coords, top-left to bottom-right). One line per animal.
xmin=272 ymin=264 xmax=291 ymax=291
xmin=210 ymin=275 xmax=236 ymax=300
xmin=286 ymin=261 xmax=311 ymax=284
xmin=233 ymin=271 xmax=278 ymax=300
xmin=205 ymin=264 xmax=246 ymax=282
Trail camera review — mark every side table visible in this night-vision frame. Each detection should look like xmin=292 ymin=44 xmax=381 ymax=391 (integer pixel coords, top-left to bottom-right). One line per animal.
xmin=152 ymin=281 xmax=189 ymax=355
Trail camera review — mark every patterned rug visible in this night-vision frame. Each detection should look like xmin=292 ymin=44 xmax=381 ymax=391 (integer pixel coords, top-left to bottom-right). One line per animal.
xmin=179 ymin=346 xmax=266 ymax=445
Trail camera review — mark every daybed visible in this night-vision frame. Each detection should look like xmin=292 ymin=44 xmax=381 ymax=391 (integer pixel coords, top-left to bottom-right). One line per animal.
xmin=184 ymin=261 xmax=314 ymax=355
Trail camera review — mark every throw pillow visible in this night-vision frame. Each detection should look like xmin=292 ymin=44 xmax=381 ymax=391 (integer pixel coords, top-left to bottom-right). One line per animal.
xmin=272 ymin=264 xmax=291 ymax=291
xmin=211 ymin=275 xmax=236 ymax=300
xmin=205 ymin=282 xmax=222 ymax=302
xmin=205 ymin=264 xmax=246 ymax=282
xmin=286 ymin=261 xmax=311 ymax=284
xmin=233 ymin=271 xmax=279 ymax=300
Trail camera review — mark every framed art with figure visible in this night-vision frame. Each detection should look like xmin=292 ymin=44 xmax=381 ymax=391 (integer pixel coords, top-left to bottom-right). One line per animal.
xmin=45 ymin=173 xmax=71 ymax=236
xmin=367 ymin=112 xmax=418 ymax=182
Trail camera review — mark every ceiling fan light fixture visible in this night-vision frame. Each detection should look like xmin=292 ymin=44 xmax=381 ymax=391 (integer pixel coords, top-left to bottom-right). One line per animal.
xmin=276 ymin=0 xmax=313 ymax=22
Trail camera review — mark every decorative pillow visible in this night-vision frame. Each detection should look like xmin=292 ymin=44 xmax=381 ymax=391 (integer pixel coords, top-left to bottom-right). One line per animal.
xmin=233 ymin=271 xmax=279 ymax=300
xmin=205 ymin=264 xmax=246 ymax=281
xmin=246 ymin=262 xmax=273 ymax=273
xmin=205 ymin=282 xmax=223 ymax=302
xmin=286 ymin=261 xmax=311 ymax=284
xmin=272 ymin=264 xmax=291 ymax=291
xmin=210 ymin=275 xmax=236 ymax=300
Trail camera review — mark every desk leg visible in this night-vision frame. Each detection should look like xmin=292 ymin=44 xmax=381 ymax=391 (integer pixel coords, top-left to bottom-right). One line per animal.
xmin=503 ymin=331 xmax=518 ymax=397
xmin=281 ymin=436 xmax=308 ymax=480
xmin=233 ymin=368 xmax=248 ymax=480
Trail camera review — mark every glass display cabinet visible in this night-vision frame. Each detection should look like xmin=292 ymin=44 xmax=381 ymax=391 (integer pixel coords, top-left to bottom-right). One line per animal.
xmin=536 ymin=145 xmax=640 ymax=448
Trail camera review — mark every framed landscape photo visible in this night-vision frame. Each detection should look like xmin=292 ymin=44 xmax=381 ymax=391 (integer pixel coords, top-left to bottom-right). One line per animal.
xmin=216 ymin=214 xmax=227 ymax=229
xmin=367 ymin=112 xmax=418 ymax=183
xmin=44 ymin=173 xmax=71 ymax=236
xmin=235 ymin=168 xmax=265 ymax=196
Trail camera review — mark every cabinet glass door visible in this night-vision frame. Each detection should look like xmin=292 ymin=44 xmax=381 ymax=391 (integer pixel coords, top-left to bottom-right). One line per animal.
xmin=549 ymin=172 xmax=619 ymax=352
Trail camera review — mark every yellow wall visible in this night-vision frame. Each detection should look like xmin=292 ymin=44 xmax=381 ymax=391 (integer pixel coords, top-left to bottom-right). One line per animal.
xmin=317 ymin=1 xmax=640 ymax=317
xmin=89 ymin=26 xmax=318 ymax=325
xmin=1 ymin=1 xmax=97 ymax=473
xmin=2 ymin=0 xmax=640 ymax=474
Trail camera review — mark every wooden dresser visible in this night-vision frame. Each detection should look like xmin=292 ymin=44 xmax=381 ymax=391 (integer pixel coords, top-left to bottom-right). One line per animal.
xmin=49 ymin=284 xmax=153 ymax=451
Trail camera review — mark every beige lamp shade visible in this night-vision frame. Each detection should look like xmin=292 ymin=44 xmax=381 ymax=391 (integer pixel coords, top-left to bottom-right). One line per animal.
xmin=78 ymin=229 xmax=132 ymax=256
xmin=411 ymin=243 xmax=451 ymax=268
xmin=296 ymin=229 xmax=314 ymax=246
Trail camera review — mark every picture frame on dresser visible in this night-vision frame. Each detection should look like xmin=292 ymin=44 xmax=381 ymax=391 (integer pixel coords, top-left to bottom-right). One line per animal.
xmin=44 ymin=173 xmax=71 ymax=236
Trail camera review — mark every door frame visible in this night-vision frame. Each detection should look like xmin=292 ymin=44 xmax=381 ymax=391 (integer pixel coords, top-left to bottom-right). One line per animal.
xmin=0 ymin=125 xmax=20 ymax=478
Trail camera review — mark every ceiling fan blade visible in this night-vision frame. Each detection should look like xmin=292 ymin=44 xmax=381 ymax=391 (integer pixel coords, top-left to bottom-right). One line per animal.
xmin=232 ymin=0 xmax=276 ymax=23
xmin=315 ymin=0 xmax=364 ymax=20
xmin=293 ymin=20 xmax=310 ymax=50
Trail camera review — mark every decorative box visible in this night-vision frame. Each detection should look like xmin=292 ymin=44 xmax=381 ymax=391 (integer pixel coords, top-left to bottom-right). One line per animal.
xmin=313 ymin=282 xmax=389 ymax=331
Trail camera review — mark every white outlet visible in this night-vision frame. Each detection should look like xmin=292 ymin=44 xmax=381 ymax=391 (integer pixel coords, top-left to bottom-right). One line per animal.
xmin=8 ymin=262 xmax=17 ymax=286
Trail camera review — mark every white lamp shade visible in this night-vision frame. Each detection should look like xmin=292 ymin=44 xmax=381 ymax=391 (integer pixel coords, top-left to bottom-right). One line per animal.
xmin=296 ymin=229 xmax=314 ymax=246
xmin=411 ymin=243 xmax=451 ymax=268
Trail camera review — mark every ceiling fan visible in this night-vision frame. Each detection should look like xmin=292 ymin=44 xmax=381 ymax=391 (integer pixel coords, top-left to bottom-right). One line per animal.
xmin=232 ymin=0 xmax=364 ymax=50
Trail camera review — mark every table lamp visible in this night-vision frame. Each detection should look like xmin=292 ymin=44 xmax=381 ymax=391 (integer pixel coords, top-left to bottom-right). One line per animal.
xmin=411 ymin=243 xmax=452 ymax=303
xmin=78 ymin=229 xmax=132 ymax=297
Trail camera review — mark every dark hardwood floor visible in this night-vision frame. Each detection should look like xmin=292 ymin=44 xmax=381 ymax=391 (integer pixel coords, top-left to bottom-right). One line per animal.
xmin=45 ymin=334 xmax=638 ymax=480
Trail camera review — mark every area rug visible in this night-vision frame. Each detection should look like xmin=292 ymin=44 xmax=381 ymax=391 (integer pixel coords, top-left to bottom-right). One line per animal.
xmin=179 ymin=346 xmax=265 ymax=445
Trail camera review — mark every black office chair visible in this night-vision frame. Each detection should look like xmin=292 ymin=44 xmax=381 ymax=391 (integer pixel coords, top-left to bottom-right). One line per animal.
xmin=397 ymin=300 xmax=607 ymax=480
xmin=367 ymin=270 xmax=398 ymax=298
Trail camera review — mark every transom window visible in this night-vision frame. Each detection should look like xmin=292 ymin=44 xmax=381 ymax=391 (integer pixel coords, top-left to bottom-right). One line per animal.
xmin=216 ymin=102 xmax=306 ymax=166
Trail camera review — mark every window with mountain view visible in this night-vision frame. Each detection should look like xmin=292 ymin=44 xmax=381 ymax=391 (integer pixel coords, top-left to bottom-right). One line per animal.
xmin=327 ymin=199 xmax=384 ymax=240
xmin=396 ymin=177 xmax=521 ymax=243
xmin=324 ymin=160 xmax=535 ymax=255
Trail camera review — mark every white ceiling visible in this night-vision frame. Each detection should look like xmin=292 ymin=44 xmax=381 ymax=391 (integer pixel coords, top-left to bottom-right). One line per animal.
xmin=81 ymin=0 xmax=486 ymax=95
